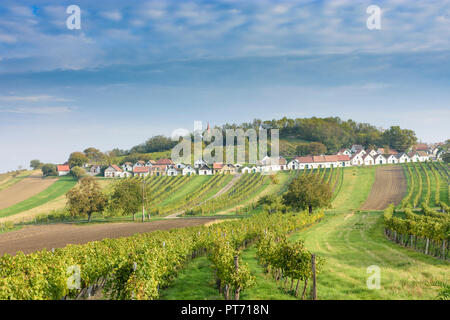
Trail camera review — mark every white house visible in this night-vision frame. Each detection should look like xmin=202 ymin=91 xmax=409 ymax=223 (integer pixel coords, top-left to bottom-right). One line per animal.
xmin=350 ymin=154 xmax=363 ymax=166
xmin=104 ymin=165 xmax=123 ymax=178
xmin=182 ymin=165 xmax=196 ymax=176
xmin=57 ymin=165 xmax=70 ymax=176
xmin=416 ymin=151 xmax=430 ymax=162
xmin=241 ymin=167 xmax=252 ymax=174
xmin=122 ymin=162 xmax=133 ymax=172
xmin=374 ymin=154 xmax=387 ymax=165
xmin=89 ymin=165 xmax=102 ymax=175
xmin=146 ymin=160 xmax=156 ymax=167
xmin=368 ymin=149 xmax=378 ymax=157
xmin=386 ymin=154 xmax=398 ymax=164
xmin=337 ymin=148 xmax=352 ymax=156
xmin=287 ymin=159 xmax=300 ymax=170
xmin=194 ymin=159 xmax=208 ymax=168
xmin=175 ymin=163 xmax=186 ymax=170
xmin=198 ymin=165 xmax=213 ymax=175
xmin=133 ymin=161 xmax=146 ymax=171
xmin=408 ymin=152 xmax=420 ymax=162
xmin=133 ymin=166 xmax=150 ymax=178
xmin=396 ymin=153 xmax=410 ymax=163
xmin=363 ymin=154 xmax=374 ymax=166
xmin=167 ymin=167 xmax=179 ymax=176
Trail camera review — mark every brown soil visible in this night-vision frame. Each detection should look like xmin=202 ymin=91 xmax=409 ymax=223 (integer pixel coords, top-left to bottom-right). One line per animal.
xmin=360 ymin=165 xmax=407 ymax=210
xmin=0 ymin=218 xmax=216 ymax=256
xmin=0 ymin=173 xmax=57 ymax=210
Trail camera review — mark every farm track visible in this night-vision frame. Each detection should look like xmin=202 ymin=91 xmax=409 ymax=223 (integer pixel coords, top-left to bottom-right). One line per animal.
xmin=0 ymin=173 xmax=57 ymax=210
xmin=0 ymin=218 xmax=218 ymax=256
xmin=360 ymin=165 xmax=407 ymax=210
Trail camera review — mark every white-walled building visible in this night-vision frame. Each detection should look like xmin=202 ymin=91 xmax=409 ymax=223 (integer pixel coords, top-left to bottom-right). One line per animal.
xmin=374 ymin=154 xmax=387 ymax=165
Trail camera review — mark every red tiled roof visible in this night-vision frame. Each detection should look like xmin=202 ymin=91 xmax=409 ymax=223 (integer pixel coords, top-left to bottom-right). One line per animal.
xmin=149 ymin=160 xmax=157 ymax=164
xmin=213 ymin=162 xmax=224 ymax=169
xmin=156 ymin=158 xmax=174 ymax=165
xmin=416 ymin=143 xmax=428 ymax=151
xmin=133 ymin=166 xmax=150 ymax=173
xmin=337 ymin=155 xmax=350 ymax=161
xmin=417 ymin=151 xmax=428 ymax=157
xmin=111 ymin=165 xmax=123 ymax=172
xmin=57 ymin=165 xmax=70 ymax=172
xmin=295 ymin=156 xmax=314 ymax=163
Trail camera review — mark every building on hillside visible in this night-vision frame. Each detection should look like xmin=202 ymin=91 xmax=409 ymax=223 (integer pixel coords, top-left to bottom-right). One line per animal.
xmin=146 ymin=160 xmax=156 ymax=167
xmin=337 ymin=148 xmax=352 ymax=156
xmin=337 ymin=155 xmax=351 ymax=167
xmin=167 ymin=167 xmax=179 ymax=176
xmin=182 ymin=165 xmax=196 ymax=176
xmin=408 ymin=152 xmax=420 ymax=162
xmin=241 ymin=167 xmax=252 ymax=174
xmin=212 ymin=162 xmax=224 ymax=174
xmin=416 ymin=151 xmax=430 ymax=162
xmin=374 ymin=154 xmax=386 ymax=165
xmin=415 ymin=143 xmax=429 ymax=153
xmin=363 ymin=154 xmax=374 ymax=165
xmin=105 ymin=165 xmax=123 ymax=178
xmin=396 ymin=153 xmax=410 ymax=163
xmin=175 ymin=163 xmax=186 ymax=170
xmin=194 ymin=159 xmax=208 ymax=168
xmin=90 ymin=165 xmax=102 ymax=175
xmin=57 ymin=165 xmax=70 ymax=176
xmin=350 ymin=154 xmax=363 ymax=166
xmin=219 ymin=164 xmax=237 ymax=174
xmin=386 ymin=154 xmax=398 ymax=164
xmin=122 ymin=162 xmax=133 ymax=172
xmin=133 ymin=161 xmax=146 ymax=171
xmin=367 ymin=149 xmax=378 ymax=157
xmin=156 ymin=158 xmax=174 ymax=166
xmin=149 ymin=165 xmax=167 ymax=176
xmin=133 ymin=166 xmax=150 ymax=178
xmin=198 ymin=165 xmax=213 ymax=175
xmin=287 ymin=159 xmax=300 ymax=170
xmin=258 ymin=156 xmax=287 ymax=171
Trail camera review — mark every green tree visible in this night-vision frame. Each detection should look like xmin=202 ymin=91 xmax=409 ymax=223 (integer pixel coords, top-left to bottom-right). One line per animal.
xmin=296 ymin=142 xmax=327 ymax=156
xmin=71 ymin=166 xmax=86 ymax=179
xmin=66 ymin=177 xmax=106 ymax=222
xmin=83 ymin=147 xmax=106 ymax=164
xmin=382 ymin=126 xmax=417 ymax=152
xmin=283 ymin=174 xmax=332 ymax=214
xmin=442 ymin=153 xmax=450 ymax=164
xmin=41 ymin=163 xmax=57 ymax=176
xmin=68 ymin=152 xmax=88 ymax=168
xmin=110 ymin=178 xmax=145 ymax=221
xmin=30 ymin=159 xmax=43 ymax=170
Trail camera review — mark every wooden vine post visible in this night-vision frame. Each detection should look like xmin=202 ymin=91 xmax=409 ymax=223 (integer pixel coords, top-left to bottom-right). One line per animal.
xmin=311 ymin=254 xmax=317 ymax=300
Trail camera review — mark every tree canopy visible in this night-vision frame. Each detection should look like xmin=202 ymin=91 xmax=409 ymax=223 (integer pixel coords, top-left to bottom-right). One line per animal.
xmin=68 ymin=152 xmax=88 ymax=168
xmin=66 ymin=177 xmax=106 ymax=222
xmin=282 ymin=174 xmax=332 ymax=213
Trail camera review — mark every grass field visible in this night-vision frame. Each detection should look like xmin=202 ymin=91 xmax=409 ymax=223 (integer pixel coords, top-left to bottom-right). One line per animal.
xmin=0 ymin=176 xmax=77 ymax=219
xmin=161 ymin=164 xmax=448 ymax=300
xmin=0 ymin=170 xmax=37 ymax=192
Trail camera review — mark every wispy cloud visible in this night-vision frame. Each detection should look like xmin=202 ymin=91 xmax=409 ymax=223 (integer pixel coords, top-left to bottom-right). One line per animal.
xmin=0 ymin=106 xmax=73 ymax=114
xmin=0 ymin=95 xmax=72 ymax=102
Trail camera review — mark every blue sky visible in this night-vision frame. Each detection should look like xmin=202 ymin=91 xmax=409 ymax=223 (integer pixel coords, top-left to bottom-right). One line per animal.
xmin=0 ymin=0 xmax=449 ymax=172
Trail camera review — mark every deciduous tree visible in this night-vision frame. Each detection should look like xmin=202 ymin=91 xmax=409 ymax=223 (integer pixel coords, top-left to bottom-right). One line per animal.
xmin=66 ymin=176 xmax=106 ymax=222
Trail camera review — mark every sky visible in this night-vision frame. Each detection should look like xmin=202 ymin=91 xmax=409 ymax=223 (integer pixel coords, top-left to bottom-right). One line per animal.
xmin=0 ymin=0 xmax=449 ymax=172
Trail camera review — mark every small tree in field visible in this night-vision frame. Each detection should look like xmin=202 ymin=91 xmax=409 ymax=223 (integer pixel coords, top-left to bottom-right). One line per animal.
xmin=282 ymin=174 xmax=332 ymax=214
xmin=109 ymin=178 xmax=144 ymax=221
xmin=66 ymin=176 xmax=106 ymax=222
xmin=30 ymin=159 xmax=42 ymax=170
xmin=71 ymin=166 xmax=86 ymax=180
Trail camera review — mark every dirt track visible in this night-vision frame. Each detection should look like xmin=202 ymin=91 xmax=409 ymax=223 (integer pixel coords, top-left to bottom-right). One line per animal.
xmin=0 ymin=218 xmax=216 ymax=256
xmin=360 ymin=165 xmax=407 ymax=210
xmin=0 ymin=173 xmax=57 ymax=210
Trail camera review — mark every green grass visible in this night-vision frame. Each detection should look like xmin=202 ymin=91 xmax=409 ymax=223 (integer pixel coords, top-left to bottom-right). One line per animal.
xmin=0 ymin=170 xmax=36 ymax=192
xmin=331 ymin=166 xmax=376 ymax=212
xmin=288 ymin=211 xmax=449 ymax=299
xmin=0 ymin=176 xmax=77 ymax=218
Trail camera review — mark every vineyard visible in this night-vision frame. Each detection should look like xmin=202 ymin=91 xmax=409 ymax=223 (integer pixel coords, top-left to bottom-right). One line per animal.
xmin=401 ymin=162 xmax=449 ymax=210
xmin=0 ymin=211 xmax=323 ymax=300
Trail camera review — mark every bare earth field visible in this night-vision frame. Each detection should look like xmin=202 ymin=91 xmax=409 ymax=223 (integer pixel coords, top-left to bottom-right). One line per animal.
xmin=360 ymin=165 xmax=407 ymax=210
xmin=0 ymin=172 xmax=57 ymax=210
xmin=0 ymin=218 xmax=217 ymax=256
